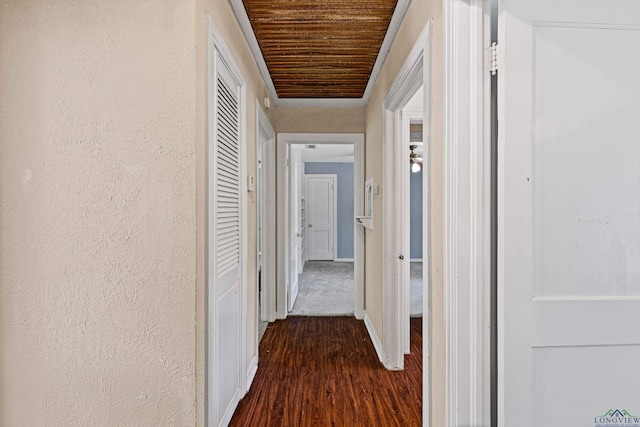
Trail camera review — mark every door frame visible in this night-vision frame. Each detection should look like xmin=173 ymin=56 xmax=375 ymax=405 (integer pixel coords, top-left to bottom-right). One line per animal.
xmin=255 ymin=100 xmax=276 ymax=330
xmin=277 ymin=133 xmax=365 ymax=319
xmin=442 ymin=0 xmax=492 ymax=425
xmin=206 ymin=15 xmax=247 ymax=426
xmin=305 ymin=174 xmax=338 ymax=261
xmin=382 ymin=20 xmax=432 ymax=377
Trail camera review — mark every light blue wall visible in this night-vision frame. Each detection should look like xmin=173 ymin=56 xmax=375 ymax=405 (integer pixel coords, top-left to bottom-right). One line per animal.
xmin=410 ymin=169 xmax=423 ymax=259
xmin=304 ymin=162 xmax=354 ymax=259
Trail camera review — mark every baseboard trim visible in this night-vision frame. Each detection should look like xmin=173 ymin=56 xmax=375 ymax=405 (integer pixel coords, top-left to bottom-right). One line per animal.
xmin=219 ymin=388 xmax=241 ymax=427
xmin=364 ymin=311 xmax=384 ymax=365
xmin=245 ymin=355 xmax=258 ymax=394
xmin=334 ymin=258 xmax=354 ymax=262
xmin=288 ymin=279 xmax=299 ymax=312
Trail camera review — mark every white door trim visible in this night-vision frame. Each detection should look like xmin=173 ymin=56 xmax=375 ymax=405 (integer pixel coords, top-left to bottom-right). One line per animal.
xmin=276 ymin=133 xmax=365 ymax=320
xmin=305 ymin=174 xmax=338 ymax=261
xmin=206 ymin=15 xmax=247 ymax=427
xmin=443 ymin=0 xmax=492 ymax=425
xmin=256 ymin=101 xmax=276 ymax=324
xmin=382 ymin=19 xmax=432 ymax=380
xmin=254 ymin=99 xmax=275 ymax=385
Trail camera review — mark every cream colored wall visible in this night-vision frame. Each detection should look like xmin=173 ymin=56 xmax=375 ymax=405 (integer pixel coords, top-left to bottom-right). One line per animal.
xmin=0 ymin=1 xmax=197 ymax=425
xmin=195 ymin=1 xmax=276 ymax=425
xmin=276 ymin=107 xmax=366 ymax=133
xmin=364 ymin=0 xmax=445 ymax=425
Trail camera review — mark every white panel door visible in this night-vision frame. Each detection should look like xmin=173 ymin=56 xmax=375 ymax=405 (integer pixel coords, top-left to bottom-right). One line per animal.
xmin=306 ymin=175 xmax=335 ymax=261
xmin=288 ymin=149 xmax=301 ymax=311
xmin=209 ymin=54 xmax=242 ymax=427
xmin=297 ymin=155 xmax=306 ymax=274
xmin=499 ymin=2 xmax=640 ymax=426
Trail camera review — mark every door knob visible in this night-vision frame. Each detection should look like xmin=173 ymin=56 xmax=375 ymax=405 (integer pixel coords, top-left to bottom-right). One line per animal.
xmin=309 ymin=224 xmax=313 ymax=228
xmin=398 ymin=254 xmax=405 ymax=260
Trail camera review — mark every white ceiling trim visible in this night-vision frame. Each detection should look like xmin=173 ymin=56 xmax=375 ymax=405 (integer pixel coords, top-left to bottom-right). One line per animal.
xmin=228 ymin=0 xmax=411 ymax=108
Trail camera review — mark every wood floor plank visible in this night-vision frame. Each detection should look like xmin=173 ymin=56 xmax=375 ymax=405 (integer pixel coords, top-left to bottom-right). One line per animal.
xmin=230 ymin=317 xmax=422 ymax=426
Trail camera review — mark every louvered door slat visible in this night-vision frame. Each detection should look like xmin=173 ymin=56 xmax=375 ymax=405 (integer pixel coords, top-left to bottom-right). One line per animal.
xmin=218 ymin=161 xmax=239 ymax=179
xmin=215 ymin=74 xmax=240 ymax=278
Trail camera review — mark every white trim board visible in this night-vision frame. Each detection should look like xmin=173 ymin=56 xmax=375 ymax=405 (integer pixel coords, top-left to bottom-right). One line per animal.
xmin=364 ymin=312 xmax=384 ymax=364
xmin=246 ymin=355 xmax=258 ymax=393
xmin=443 ymin=0 xmax=492 ymax=426
xmin=277 ymin=133 xmax=365 ymax=320
xmin=228 ymin=0 xmax=410 ymax=108
xmin=335 ymin=258 xmax=355 ymax=262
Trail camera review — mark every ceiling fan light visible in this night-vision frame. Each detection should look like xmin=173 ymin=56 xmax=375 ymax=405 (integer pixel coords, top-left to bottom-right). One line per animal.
xmin=409 ymin=144 xmax=422 ymax=172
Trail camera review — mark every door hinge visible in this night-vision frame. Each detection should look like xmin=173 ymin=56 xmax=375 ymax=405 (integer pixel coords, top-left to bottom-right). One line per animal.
xmin=490 ymin=42 xmax=498 ymax=75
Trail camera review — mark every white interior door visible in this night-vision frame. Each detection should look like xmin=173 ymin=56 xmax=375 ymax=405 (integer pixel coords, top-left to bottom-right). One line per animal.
xmin=499 ymin=2 xmax=640 ymax=426
xmin=306 ymin=175 xmax=335 ymax=261
xmin=298 ymin=158 xmax=306 ymax=274
xmin=257 ymin=132 xmax=266 ymax=322
xmin=288 ymin=149 xmax=301 ymax=311
xmin=208 ymin=50 xmax=242 ymax=426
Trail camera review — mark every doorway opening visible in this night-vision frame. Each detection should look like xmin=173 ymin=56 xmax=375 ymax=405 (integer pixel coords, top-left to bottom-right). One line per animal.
xmin=289 ymin=145 xmax=354 ymax=316
xmin=403 ymin=88 xmax=426 ymax=357
xmin=276 ymin=133 xmax=365 ymax=320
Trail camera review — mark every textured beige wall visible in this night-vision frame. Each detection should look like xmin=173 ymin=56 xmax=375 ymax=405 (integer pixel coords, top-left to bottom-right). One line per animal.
xmin=0 ymin=0 xmax=197 ymax=425
xmin=194 ymin=1 xmax=276 ymax=425
xmin=276 ymin=107 xmax=366 ymax=133
xmin=363 ymin=0 xmax=445 ymax=425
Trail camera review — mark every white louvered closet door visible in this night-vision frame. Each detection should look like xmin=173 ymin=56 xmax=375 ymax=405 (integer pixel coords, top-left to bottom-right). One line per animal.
xmin=210 ymin=54 xmax=242 ymax=426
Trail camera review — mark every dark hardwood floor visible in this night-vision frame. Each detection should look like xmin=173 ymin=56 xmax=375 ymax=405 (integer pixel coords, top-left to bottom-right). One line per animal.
xmin=230 ymin=316 xmax=422 ymax=426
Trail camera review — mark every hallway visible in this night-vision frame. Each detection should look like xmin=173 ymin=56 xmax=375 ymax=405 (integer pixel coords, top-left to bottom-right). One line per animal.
xmin=230 ymin=317 xmax=422 ymax=426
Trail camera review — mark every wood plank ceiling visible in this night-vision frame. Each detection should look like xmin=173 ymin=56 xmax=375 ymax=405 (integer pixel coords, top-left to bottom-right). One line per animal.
xmin=242 ymin=0 xmax=398 ymax=99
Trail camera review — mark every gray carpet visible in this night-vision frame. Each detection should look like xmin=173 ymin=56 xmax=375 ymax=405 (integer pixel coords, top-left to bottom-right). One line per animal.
xmin=289 ymin=261 xmax=424 ymax=317
xmin=290 ymin=261 xmax=355 ymax=316
xmin=410 ymin=262 xmax=423 ymax=316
